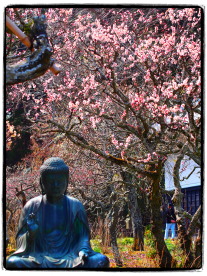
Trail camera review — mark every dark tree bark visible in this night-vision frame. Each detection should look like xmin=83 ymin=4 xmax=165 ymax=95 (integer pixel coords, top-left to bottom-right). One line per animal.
xmin=172 ymin=154 xmax=193 ymax=266
xmin=121 ymin=171 xmax=144 ymax=251
xmin=149 ymin=162 xmax=175 ymax=268
xmin=107 ymin=192 xmax=123 ymax=267
xmin=101 ymin=218 xmax=110 ymax=247
xmin=172 ymin=154 xmax=201 ymax=268
xmin=194 ymin=230 xmax=202 ymax=268
xmin=129 ymin=189 xmax=144 ymax=251
xmin=6 ymin=15 xmax=53 ymax=85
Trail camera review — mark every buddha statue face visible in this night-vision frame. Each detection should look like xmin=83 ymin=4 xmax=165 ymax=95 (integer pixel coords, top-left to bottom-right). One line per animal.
xmin=42 ymin=173 xmax=68 ymax=199
xmin=40 ymin=157 xmax=69 ymax=201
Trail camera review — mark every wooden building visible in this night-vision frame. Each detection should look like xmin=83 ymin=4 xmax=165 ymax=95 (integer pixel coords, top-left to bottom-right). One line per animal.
xmin=164 ymin=154 xmax=201 ymax=216
xmin=181 ymin=185 xmax=201 ymax=215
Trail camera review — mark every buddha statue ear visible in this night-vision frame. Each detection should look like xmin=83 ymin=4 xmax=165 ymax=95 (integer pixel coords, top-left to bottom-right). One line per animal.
xmin=64 ymin=176 xmax=69 ymax=195
xmin=40 ymin=177 xmax=46 ymax=195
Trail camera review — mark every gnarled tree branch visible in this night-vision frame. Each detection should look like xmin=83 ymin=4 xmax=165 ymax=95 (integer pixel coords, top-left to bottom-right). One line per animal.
xmin=6 ymin=15 xmax=54 ymax=85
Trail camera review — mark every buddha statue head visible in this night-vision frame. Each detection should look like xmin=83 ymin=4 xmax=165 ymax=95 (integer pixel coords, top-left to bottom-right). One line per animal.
xmin=40 ymin=157 xmax=69 ymax=196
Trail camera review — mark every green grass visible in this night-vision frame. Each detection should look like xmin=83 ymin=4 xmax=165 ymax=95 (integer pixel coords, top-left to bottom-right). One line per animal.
xmin=117 ymin=237 xmax=134 ymax=246
xmin=165 ymin=239 xmax=177 ymax=252
xmin=7 ymin=232 xmax=186 ymax=268
xmin=91 ymin=236 xmax=134 ymax=254
xmin=90 ymin=238 xmax=103 ymax=253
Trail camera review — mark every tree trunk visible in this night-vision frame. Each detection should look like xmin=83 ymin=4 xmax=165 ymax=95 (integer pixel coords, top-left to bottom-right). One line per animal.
xmin=194 ymin=230 xmax=202 ymax=269
xmin=121 ymin=171 xmax=144 ymax=251
xmin=108 ymin=193 xmax=123 ymax=267
xmin=188 ymin=206 xmax=202 ymax=268
xmin=6 ymin=15 xmax=53 ymax=85
xmin=109 ymin=228 xmax=123 ymax=267
xmin=172 ymin=189 xmax=194 ymax=267
xmin=150 ymin=163 xmax=174 ymax=268
xmin=172 ymin=154 xmax=195 ymax=268
xmin=129 ymin=189 xmax=144 ymax=251
xmin=101 ymin=218 xmax=110 ymax=247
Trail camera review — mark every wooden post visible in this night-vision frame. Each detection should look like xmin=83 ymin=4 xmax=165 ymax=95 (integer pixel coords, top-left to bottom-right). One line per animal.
xmin=49 ymin=63 xmax=61 ymax=75
xmin=6 ymin=15 xmax=32 ymax=48
xmin=6 ymin=15 xmax=61 ymax=75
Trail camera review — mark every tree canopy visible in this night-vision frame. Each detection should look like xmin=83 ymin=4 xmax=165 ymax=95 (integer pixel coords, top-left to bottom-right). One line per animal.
xmin=5 ymin=6 xmax=202 ymax=269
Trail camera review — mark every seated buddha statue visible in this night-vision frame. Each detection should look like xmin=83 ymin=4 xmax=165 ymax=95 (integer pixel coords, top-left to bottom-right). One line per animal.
xmin=6 ymin=157 xmax=109 ymax=269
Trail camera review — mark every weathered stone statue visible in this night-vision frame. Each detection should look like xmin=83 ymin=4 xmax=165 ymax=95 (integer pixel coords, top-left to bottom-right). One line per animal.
xmin=6 ymin=157 xmax=109 ymax=269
